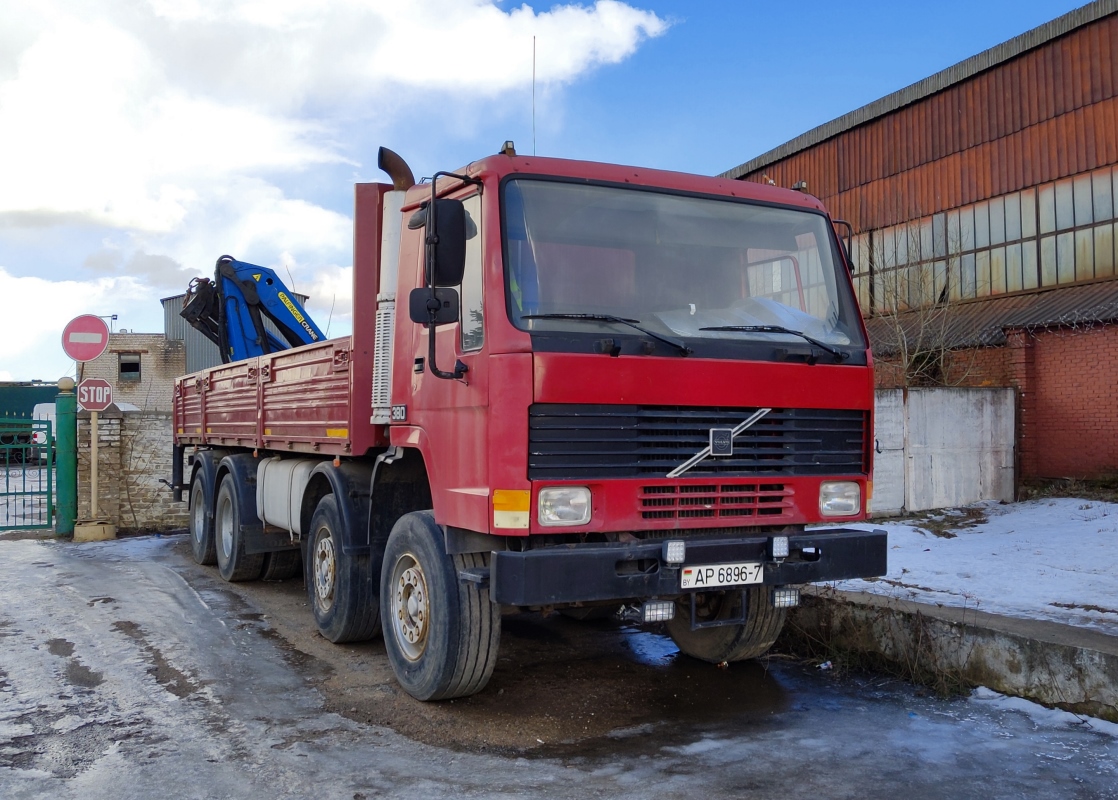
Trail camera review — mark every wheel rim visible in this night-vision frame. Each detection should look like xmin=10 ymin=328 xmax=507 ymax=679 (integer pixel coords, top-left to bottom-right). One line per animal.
xmin=390 ymin=553 xmax=429 ymax=662
xmin=217 ymin=493 xmax=233 ymax=560
xmin=313 ymin=530 xmax=336 ymax=613
xmin=190 ymin=484 xmax=205 ymax=544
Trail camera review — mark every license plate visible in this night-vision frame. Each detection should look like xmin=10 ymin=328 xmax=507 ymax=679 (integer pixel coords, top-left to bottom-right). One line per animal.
xmin=680 ymin=561 xmax=764 ymax=590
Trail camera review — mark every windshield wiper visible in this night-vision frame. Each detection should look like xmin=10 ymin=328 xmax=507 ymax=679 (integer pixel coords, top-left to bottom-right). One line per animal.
xmin=522 ymin=313 xmax=691 ymax=356
xmin=699 ymin=325 xmax=849 ymax=362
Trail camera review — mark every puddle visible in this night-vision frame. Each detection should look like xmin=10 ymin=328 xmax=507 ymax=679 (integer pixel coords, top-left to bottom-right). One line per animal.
xmin=65 ymin=660 xmax=104 ymax=688
xmin=47 ymin=638 xmax=75 ymax=657
xmin=113 ymin=621 xmax=198 ymax=698
xmin=619 ymin=625 xmax=679 ymax=666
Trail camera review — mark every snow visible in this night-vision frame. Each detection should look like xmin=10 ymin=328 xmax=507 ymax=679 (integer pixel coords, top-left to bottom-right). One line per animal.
xmin=971 ymin=687 xmax=1118 ymax=739
xmin=824 ymin=498 xmax=1118 ymax=635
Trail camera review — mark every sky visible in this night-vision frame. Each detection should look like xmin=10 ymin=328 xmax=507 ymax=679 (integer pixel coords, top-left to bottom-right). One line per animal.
xmin=0 ymin=0 xmax=1089 ymax=382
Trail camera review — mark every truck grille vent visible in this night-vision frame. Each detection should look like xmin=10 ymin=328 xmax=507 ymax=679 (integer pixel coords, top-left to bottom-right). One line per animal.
xmin=638 ymin=483 xmax=792 ymax=521
xmin=371 ymin=300 xmax=395 ymax=424
xmin=528 ymin=404 xmax=867 ymax=480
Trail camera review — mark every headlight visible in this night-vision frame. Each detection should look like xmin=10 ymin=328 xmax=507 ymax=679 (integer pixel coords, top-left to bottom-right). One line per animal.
xmin=538 ymin=486 xmax=592 ymax=526
xmin=819 ymin=481 xmax=860 ymax=517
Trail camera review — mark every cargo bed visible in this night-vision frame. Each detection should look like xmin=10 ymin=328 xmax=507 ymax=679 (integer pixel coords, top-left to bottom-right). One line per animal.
xmin=174 ymin=337 xmax=380 ymax=457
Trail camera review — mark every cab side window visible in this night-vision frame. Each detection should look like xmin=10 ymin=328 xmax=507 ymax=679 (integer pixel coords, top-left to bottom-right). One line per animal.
xmin=460 ymin=194 xmax=484 ymax=350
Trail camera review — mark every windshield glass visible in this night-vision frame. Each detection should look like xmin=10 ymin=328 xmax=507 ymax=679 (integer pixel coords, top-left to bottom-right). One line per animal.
xmin=502 ymin=179 xmax=865 ymax=350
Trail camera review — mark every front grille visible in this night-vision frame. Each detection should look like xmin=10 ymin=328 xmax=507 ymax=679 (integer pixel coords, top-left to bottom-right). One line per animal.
xmin=528 ymin=404 xmax=867 ymax=480
xmin=639 ymin=483 xmax=793 ymax=521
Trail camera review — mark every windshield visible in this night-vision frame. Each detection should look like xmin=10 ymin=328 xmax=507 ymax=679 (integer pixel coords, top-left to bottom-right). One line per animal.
xmin=502 ymin=179 xmax=865 ymax=353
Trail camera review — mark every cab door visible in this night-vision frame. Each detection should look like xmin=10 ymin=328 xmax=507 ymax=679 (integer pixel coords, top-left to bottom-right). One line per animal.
xmin=404 ymin=191 xmax=490 ymax=532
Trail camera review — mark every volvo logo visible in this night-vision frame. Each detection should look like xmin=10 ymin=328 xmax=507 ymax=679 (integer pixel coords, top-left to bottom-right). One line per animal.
xmin=666 ymin=408 xmax=772 ymax=478
xmin=710 ymin=428 xmax=734 ymax=456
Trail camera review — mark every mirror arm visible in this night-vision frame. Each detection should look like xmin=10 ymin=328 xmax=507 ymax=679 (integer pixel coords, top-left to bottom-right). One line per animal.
xmin=421 ymin=171 xmax=473 ymax=381
xmin=425 ymin=314 xmax=468 ymax=380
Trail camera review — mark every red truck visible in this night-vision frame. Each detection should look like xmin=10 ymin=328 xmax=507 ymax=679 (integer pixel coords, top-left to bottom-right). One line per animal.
xmin=173 ymin=144 xmax=886 ymax=701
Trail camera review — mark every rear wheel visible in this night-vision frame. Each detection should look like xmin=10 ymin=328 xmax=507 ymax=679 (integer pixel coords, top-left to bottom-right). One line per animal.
xmin=307 ymin=494 xmax=379 ymax=643
xmin=380 ymin=511 xmax=500 ymax=701
xmin=215 ymin=474 xmax=265 ymax=582
xmin=666 ymin=587 xmax=786 ymax=663
xmin=261 ymin=550 xmax=301 ymax=581
xmin=188 ymin=472 xmax=216 ymax=565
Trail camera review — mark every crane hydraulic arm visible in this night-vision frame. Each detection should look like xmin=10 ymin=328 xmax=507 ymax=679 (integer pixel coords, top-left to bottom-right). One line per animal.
xmin=180 ymin=255 xmax=326 ymax=364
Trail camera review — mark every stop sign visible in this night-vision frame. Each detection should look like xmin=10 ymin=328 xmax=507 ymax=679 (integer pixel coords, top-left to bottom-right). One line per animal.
xmin=62 ymin=315 xmax=110 ymax=362
xmin=78 ymin=379 xmax=114 ymax=412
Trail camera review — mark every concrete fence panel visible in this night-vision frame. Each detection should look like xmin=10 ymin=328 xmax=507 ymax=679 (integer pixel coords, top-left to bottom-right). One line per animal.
xmin=871 ymin=389 xmax=906 ymax=516
xmin=872 ymin=387 xmax=1015 ymax=516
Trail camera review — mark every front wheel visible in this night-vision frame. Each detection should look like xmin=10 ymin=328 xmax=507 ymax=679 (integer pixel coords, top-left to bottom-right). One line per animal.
xmin=307 ymin=494 xmax=379 ymax=643
xmin=666 ymin=587 xmax=787 ymax=663
xmin=380 ymin=511 xmax=500 ymax=701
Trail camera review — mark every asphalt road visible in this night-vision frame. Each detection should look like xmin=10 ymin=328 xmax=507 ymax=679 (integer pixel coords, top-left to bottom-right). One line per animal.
xmin=1 ymin=534 xmax=1116 ymax=799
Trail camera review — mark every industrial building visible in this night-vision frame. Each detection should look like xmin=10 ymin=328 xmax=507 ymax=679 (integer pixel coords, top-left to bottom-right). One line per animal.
xmin=724 ymin=0 xmax=1118 ymax=482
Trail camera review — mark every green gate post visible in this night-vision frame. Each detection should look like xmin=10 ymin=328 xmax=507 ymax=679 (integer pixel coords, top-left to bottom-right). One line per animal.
xmin=55 ymin=377 xmax=77 ymax=536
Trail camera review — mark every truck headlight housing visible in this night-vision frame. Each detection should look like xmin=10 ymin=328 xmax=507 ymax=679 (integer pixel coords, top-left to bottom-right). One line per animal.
xmin=819 ymin=481 xmax=860 ymax=517
xmin=538 ymin=486 xmax=592 ymax=526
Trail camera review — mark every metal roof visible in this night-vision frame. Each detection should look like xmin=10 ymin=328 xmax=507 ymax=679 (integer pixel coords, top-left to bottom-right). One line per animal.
xmin=864 ymin=278 xmax=1118 ymax=354
xmin=721 ymin=0 xmax=1118 ymax=182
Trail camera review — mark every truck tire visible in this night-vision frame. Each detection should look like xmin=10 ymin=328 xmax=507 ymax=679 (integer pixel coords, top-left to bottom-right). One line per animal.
xmin=380 ymin=511 xmax=500 ymax=701
xmin=215 ymin=474 xmax=265 ymax=582
xmin=188 ymin=472 xmax=216 ymax=565
xmin=260 ymin=550 xmax=301 ymax=581
xmin=666 ymin=587 xmax=787 ymax=663
xmin=307 ymin=494 xmax=379 ymax=643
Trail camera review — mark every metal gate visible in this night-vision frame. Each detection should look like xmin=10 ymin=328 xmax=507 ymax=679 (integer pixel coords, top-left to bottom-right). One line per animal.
xmin=0 ymin=418 xmax=54 ymax=530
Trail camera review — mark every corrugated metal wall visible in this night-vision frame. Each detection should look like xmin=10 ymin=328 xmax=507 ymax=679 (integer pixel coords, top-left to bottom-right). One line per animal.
xmin=163 ymin=296 xmax=221 ymax=374
xmin=740 ymin=13 xmax=1118 ymax=233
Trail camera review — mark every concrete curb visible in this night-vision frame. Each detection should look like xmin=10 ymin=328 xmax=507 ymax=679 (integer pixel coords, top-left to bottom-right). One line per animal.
xmin=780 ymin=588 xmax=1118 ymax=722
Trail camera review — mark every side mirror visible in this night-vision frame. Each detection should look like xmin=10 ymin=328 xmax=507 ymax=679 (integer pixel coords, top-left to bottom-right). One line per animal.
xmin=409 ymin=287 xmax=460 ymax=325
xmin=428 ymin=199 xmax=467 ymax=287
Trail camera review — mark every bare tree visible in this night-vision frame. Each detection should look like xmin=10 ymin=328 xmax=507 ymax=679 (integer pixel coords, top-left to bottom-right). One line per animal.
xmin=860 ymin=218 xmax=984 ymax=387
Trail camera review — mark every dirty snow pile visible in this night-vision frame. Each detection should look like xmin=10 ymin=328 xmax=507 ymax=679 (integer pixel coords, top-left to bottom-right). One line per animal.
xmin=825 ymin=498 xmax=1118 ymax=635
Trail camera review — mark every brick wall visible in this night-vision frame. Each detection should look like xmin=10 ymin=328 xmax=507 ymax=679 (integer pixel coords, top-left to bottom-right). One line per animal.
xmin=871 ymin=322 xmax=1118 ymax=481
xmin=77 ymin=410 xmax=187 ymax=532
xmin=873 ymin=346 xmax=1012 ymax=389
xmin=78 ymin=333 xmax=185 ymax=412
xmin=1029 ymin=325 xmax=1118 ymax=479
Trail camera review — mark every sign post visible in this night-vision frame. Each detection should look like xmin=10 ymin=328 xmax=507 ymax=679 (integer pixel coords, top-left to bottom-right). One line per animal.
xmin=78 ymin=379 xmax=113 ymax=521
xmin=62 ymin=316 xmax=115 ymax=542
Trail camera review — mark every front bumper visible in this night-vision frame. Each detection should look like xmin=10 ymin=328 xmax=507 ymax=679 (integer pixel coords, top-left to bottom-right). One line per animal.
xmin=490 ymin=527 xmax=886 ymax=606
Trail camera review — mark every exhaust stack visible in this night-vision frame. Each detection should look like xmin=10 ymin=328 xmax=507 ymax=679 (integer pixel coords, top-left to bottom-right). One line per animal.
xmin=377 ymin=147 xmax=415 ymax=192
xmin=371 ymin=147 xmax=415 ymax=425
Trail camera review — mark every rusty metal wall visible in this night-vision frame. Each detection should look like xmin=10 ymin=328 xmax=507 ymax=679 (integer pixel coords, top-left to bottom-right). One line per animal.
xmin=737 ymin=13 xmax=1118 ymax=234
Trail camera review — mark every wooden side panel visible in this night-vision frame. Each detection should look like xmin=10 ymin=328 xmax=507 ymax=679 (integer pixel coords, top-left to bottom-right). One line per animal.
xmin=173 ymin=338 xmax=358 ymax=456
xmin=195 ymin=360 xmax=258 ymax=445
xmin=261 ymin=338 xmax=353 ymax=456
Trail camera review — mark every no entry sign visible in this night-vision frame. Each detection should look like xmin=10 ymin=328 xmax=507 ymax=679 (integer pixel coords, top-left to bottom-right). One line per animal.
xmin=78 ymin=379 xmax=114 ymax=412
xmin=62 ymin=315 xmax=110 ymax=362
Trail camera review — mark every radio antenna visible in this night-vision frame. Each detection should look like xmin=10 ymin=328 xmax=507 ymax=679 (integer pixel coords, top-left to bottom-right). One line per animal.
xmin=532 ymin=35 xmax=536 ymax=156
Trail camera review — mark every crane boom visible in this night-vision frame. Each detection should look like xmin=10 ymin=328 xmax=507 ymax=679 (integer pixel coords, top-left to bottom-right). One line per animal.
xmin=180 ymin=255 xmax=326 ymax=363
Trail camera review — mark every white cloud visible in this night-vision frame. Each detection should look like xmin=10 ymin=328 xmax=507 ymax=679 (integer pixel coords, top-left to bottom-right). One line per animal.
xmin=0 ymin=1 xmax=667 ymax=379
xmin=0 ymin=267 xmax=156 ymax=381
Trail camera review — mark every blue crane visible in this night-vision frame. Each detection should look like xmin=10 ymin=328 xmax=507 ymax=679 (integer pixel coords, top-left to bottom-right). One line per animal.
xmin=180 ymin=256 xmax=326 ymax=363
